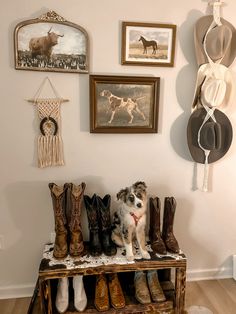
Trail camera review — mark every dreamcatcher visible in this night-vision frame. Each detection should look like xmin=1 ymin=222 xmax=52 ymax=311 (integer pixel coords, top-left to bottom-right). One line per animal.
xmin=28 ymin=77 xmax=68 ymax=168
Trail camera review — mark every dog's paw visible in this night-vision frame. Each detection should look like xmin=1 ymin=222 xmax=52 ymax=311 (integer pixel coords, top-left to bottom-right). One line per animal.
xmin=126 ymin=255 xmax=134 ymax=262
xmin=142 ymin=251 xmax=151 ymax=260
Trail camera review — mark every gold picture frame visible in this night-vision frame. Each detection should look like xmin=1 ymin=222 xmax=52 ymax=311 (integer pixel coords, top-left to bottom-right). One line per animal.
xmin=90 ymin=75 xmax=160 ymax=133
xmin=121 ymin=21 xmax=176 ymax=67
xmin=14 ymin=10 xmax=89 ymax=73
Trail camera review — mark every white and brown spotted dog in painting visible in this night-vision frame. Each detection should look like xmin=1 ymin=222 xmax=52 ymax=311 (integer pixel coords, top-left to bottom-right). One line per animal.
xmin=111 ymin=181 xmax=150 ymax=261
xmin=100 ymin=90 xmax=146 ymax=124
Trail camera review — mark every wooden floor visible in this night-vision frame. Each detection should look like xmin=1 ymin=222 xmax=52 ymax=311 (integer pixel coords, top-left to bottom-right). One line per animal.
xmin=1 ymin=279 xmax=236 ymax=314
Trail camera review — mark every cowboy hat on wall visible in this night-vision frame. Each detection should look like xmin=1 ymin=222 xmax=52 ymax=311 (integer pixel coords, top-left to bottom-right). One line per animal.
xmin=187 ymin=0 xmax=236 ymax=192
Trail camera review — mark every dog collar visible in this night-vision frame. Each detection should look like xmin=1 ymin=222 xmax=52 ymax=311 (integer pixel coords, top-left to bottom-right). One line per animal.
xmin=130 ymin=212 xmax=142 ymax=226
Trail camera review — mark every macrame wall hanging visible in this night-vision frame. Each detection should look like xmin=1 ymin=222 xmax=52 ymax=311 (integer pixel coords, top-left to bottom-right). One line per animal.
xmin=28 ymin=77 xmax=69 ymax=168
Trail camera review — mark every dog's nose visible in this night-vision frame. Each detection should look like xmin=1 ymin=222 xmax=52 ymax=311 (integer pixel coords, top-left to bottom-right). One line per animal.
xmin=137 ymin=203 xmax=142 ymax=208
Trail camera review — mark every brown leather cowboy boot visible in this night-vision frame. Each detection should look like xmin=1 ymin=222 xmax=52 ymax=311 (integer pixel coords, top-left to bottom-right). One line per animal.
xmin=49 ymin=183 xmax=68 ymax=259
xmin=162 ymin=197 xmax=180 ymax=253
xmin=96 ymin=195 xmax=117 ymax=256
xmin=107 ymin=273 xmax=125 ymax=309
xmin=149 ymin=197 xmax=166 ymax=255
xmin=94 ymin=274 xmax=109 ymax=311
xmin=84 ymin=194 xmax=102 ymax=256
xmin=65 ymin=182 xmax=86 ymax=257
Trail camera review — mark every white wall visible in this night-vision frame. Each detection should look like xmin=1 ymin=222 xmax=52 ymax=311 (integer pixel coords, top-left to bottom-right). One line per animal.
xmin=1 ymin=0 xmax=236 ymax=298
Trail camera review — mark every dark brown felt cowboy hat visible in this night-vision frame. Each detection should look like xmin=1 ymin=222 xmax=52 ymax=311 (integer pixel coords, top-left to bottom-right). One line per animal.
xmin=194 ymin=15 xmax=236 ymax=67
xmin=187 ymin=108 xmax=233 ymax=164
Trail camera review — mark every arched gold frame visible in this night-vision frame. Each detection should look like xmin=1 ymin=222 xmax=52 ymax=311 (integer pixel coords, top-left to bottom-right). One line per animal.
xmin=14 ymin=10 xmax=89 ymax=73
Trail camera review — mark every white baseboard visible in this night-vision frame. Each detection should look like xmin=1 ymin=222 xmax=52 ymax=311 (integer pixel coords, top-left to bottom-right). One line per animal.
xmin=187 ymin=267 xmax=232 ymax=281
xmin=0 ymin=267 xmax=233 ymax=299
xmin=0 ymin=284 xmax=34 ymax=300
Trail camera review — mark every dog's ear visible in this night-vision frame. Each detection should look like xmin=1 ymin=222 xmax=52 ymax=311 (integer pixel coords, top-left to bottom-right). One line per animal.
xmin=133 ymin=181 xmax=147 ymax=192
xmin=117 ymin=188 xmax=128 ymax=201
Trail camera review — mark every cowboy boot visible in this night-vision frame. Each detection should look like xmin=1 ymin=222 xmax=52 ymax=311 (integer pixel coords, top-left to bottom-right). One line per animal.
xmin=108 ymin=273 xmax=125 ymax=309
xmin=149 ymin=197 xmax=166 ymax=255
xmin=162 ymin=197 xmax=180 ymax=253
xmin=94 ymin=274 xmax=109 ymax=311
xmin=134 ymin=271 xmax=151 ymax=304
xmin=84 ymin=194 xmax=102 ymax=256
xmin=55 ymin=277 xmax=69 ymax=313
xmin=97 ymin=195 xmax=117 ymax=256
xmin=147 ymin=270 xmax=166 ymax=302
xmin=65 ymin=182 xmax=86 ymax=257
xmin=73 ymin=275 xmax=87 ymax=312
xmin=49 ymin=183 xmax=68 ymax=259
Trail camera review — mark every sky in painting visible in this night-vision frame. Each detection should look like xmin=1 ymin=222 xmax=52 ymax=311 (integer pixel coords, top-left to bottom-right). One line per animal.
xmin=18 ymin=22 xmax=86 ymax=54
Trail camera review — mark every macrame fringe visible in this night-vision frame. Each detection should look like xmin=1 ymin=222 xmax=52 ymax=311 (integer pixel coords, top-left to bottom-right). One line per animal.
xmin=38 ymin=135 xmax=64 ymax=168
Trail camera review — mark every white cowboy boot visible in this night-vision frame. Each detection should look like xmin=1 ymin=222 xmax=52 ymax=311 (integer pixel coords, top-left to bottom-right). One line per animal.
xmin=73 ymin=275 xmax=87 ymax=312
xmin=55 ymin=277 xmax=69 ymax=313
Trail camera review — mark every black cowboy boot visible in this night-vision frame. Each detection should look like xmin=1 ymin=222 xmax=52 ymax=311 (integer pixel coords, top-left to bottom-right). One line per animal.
xmin=162 ymin=197 xmax=179 ymax=253
xmin=65 ymin=182 xmax=86 ymax=257
xmin=97 ymin=195 xmax=117 ymax=256
xmin=49 ymin=183 xmax=68 ymax=259
xmin=149 ymin=197 xmax=166 ymax=255
xmin=84 ymin=194 xmax=102 ymax=256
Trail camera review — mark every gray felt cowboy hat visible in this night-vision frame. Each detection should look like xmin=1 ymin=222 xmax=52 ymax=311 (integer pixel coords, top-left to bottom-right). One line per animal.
xmin=194 ymin=15 xmax=236 ymax=67
xmin=187 ymin=108 xmax=233 ymax=164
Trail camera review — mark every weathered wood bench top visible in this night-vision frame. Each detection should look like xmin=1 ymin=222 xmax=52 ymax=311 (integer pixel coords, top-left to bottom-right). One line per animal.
xmin=39 ymin=243 xmax=186 ymax=279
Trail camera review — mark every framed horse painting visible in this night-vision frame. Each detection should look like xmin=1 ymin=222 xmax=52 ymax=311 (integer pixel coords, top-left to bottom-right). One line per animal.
xmin=121 ymin=22 xmax=176 ymax=67
xmin=90 ymin=75 xmax=160 ymax=133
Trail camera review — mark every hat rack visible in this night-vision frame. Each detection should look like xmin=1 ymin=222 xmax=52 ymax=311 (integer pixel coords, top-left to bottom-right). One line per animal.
xmin=208 ymin=0 xmax=225 ymax=6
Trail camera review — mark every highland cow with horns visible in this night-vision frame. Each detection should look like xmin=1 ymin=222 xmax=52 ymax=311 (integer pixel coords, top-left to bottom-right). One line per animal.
xmin=29 ymin=27 xmax=64 ymax=59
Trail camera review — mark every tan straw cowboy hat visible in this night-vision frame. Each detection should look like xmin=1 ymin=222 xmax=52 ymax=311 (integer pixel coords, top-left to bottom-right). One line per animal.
xmin=194 ymin=15 xmax=236 ymax=67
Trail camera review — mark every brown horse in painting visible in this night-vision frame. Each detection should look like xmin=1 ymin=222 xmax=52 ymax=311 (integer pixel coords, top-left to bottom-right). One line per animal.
xmin=139 ymin=36 xmax=158 ymax=54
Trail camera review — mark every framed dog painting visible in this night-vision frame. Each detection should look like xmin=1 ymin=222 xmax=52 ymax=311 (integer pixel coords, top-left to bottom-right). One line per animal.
xmin=90 ymin=75 xmax=160 ymax=133
xmin=121 ymin=22 xmax=176 ymax=67
xmin=14 ymin=10 xmax=89 ymax=73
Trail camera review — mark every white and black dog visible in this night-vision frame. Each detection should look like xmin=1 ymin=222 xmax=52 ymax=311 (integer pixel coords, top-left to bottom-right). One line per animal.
xmin=100 ymin=89 xmax=146 ymax=124
xmin=111 ymin=181 xmax=150 ymax=261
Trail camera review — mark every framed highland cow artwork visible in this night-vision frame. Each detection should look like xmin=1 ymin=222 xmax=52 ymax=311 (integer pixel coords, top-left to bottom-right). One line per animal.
xmin=121 ymin=22 xmax=176 ymax=67
xmin=14 ymin=10 xmax=89 ymax=73
xmin=90 ymin=75 xmax=160 ymax=133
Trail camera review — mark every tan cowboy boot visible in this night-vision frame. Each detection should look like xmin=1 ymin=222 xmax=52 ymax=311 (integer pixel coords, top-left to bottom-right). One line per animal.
xmin=108 ymin=273 xmax=125 ymax=309
xmin=147 ymin=270 xmax=166 ymax=302
xmin=94 ymin=274 xmax=109 ymax=311
xmin=162 ymin=197 xmax=180 ymax=253
xmin=49 ymin=183 xmax=68 ymax=259
xmin=134 ymin=271 xmax=151 ymax=304
xmin=65 ymin=182 xmax=86 ymax=257
xmin=149 ymin=197 xmax=166 ymax=254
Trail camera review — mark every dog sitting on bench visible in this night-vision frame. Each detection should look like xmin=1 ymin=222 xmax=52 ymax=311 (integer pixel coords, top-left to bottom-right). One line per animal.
xmin=111 ymin=181 xmax=150 ymax=261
